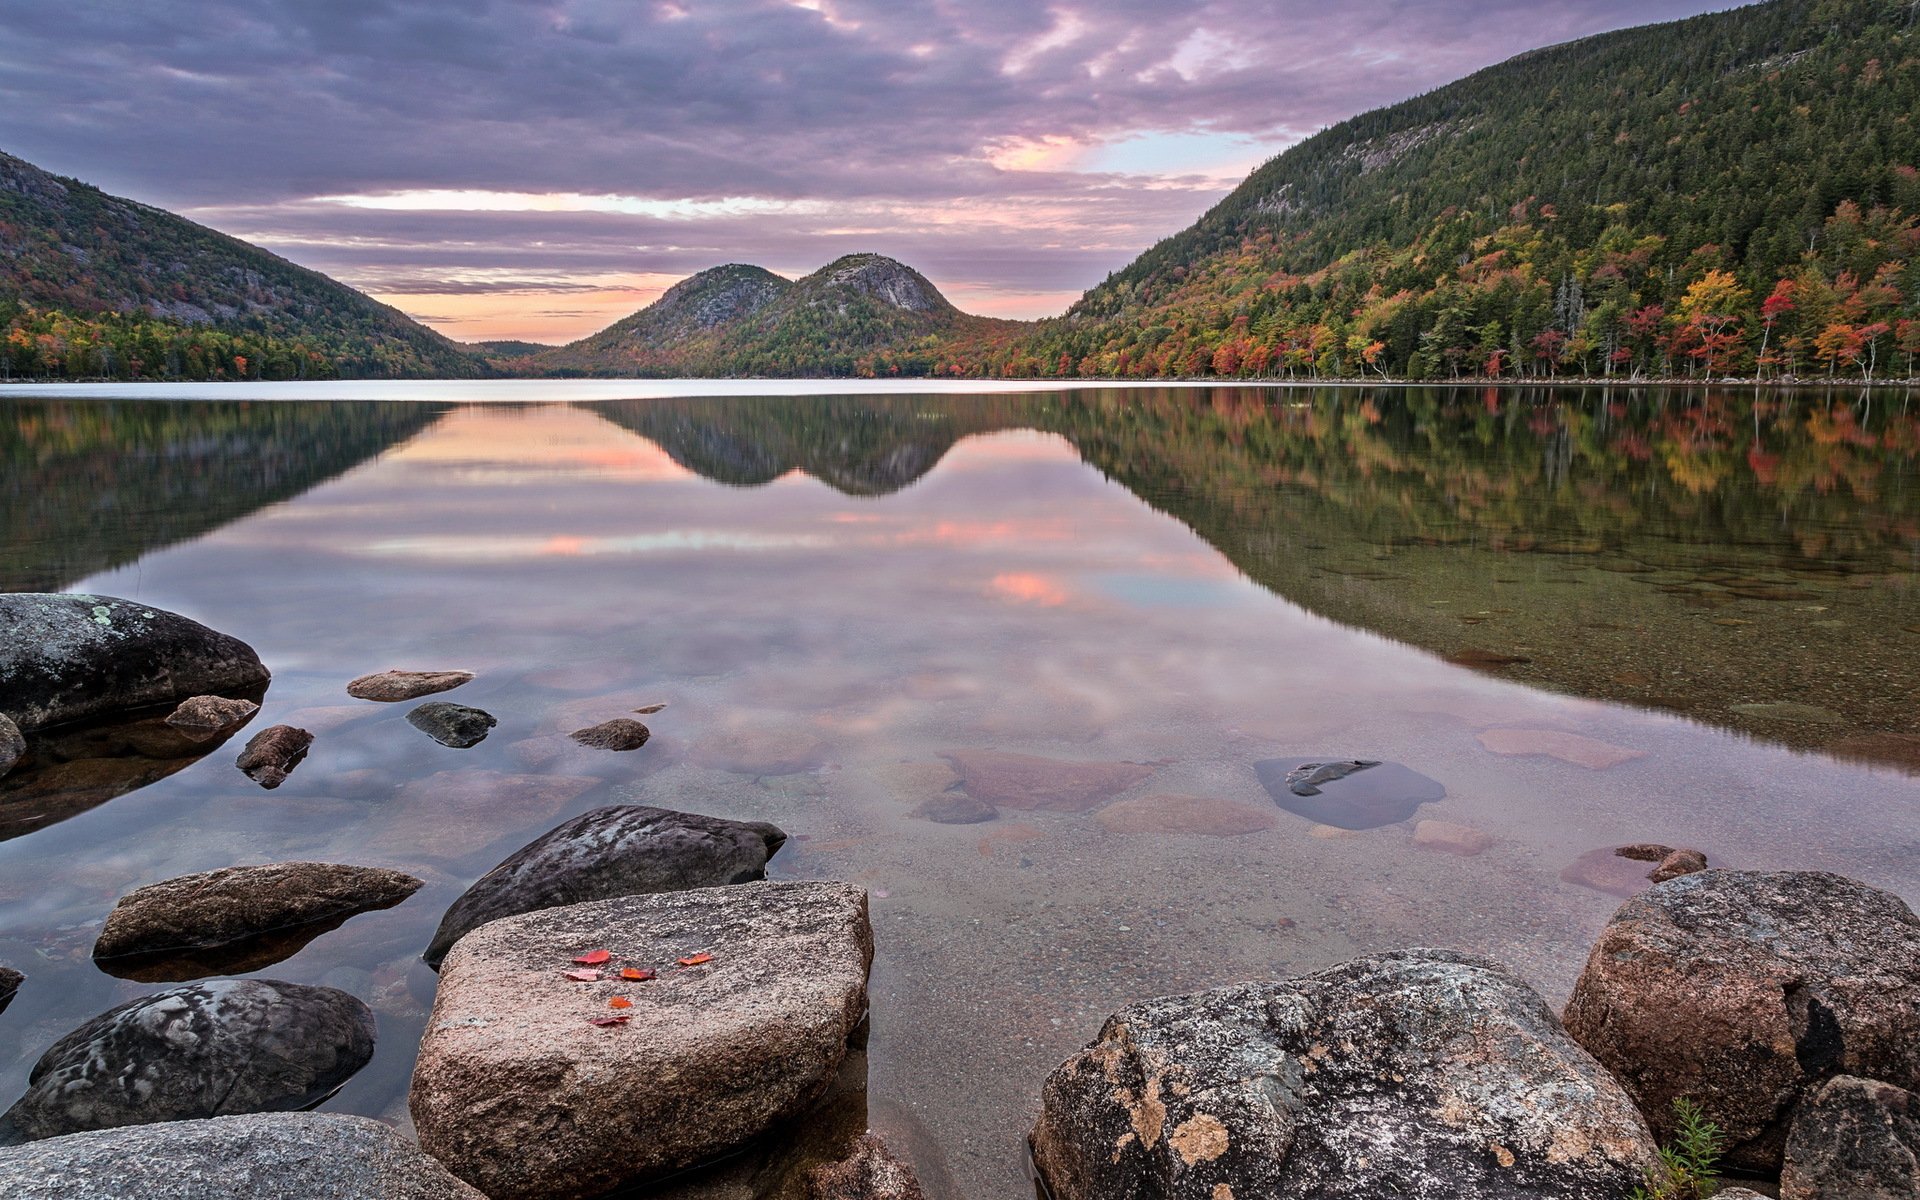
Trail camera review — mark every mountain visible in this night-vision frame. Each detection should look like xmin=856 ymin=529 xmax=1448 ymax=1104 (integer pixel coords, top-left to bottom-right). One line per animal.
xmin=536 ymin=254 xmax=1021 ymax=377
xmin=0 ymin=149 xmax=488 ymax=380
xmin=972 ymin=0 xmax=1920 ymax=382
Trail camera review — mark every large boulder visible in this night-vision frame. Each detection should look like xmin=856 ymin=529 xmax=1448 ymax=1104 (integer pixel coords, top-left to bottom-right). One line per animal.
xmin=94 ymin=862 xmax=423 ymax=979
xmin=412 ymin=880 xmax=872 ymax=1200
xmin=0 ymin=980 xmax=375 ymax=1143
xmin=423 ymin=805 xmax=786 ymax=968
xmin=1781 ymin=1075 xmax=1920 ymax=1200
xmin=1030 ymin=949 xmax=1656 ymax=1200
xmin=1563 ymin=870 xmax=1920 ymax=1172
xmin=0 ymin=1112 xmax=484 ymax=1199
xmin=0 ymin=713 xmax=23 ymax=778
xmin=0 ymin=595 xmax=269 ymax=732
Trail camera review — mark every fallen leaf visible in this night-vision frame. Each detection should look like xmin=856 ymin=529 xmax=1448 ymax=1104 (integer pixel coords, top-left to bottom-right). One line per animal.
xmin=572 ymin=949 xmax=611 ymax=965
xmin=676 ymin=953 xmax=713 ymax=967
xmin=562 ymin=968 xmax=602 ymax=982
xmin=588 ymin=1015 xmax=631 ymax=1027
xmin=608 ymin=996 xmax=633 ymax=1009
xmin=621 ymin=967 xmax=656 ymax=981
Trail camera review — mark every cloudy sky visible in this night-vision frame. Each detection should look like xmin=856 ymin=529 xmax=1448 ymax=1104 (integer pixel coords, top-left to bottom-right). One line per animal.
xmin=1 ymin=0 xmax=1732 ymax=342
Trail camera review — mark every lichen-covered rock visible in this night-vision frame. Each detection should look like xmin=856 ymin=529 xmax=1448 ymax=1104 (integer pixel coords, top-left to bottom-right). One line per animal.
xmin=0 ymin=980 xmax=375 ymax=1144
xmin=407 ymin=702 xmax=496 ymax=749
xmin=0 ymin=595 xmax=269 ymax=733
xmin=0 ymin=965 xmax=21 ymax=1016
xmin=1563 ymin=871 xmax=1920 ymax=1172
xmin=1781 ymin=1075 xmax=1920 ymax=1200
xmin=347 ymin=669 xmax=474 ymax=702
xmin=95 ymin=862 xmax=423 ymax=974
xmin=1030 ymin=949 xmax=1656 ymax=1200
xmin=569 ymin=718 xmax=651 ymax=751
xmin=411 ymin=881 xmax=872 ymax=1200
xmin=424 ymin=805 xmax=786 ymax=968
xmin=0 ymin=713 xmax=23 ymax=778
xmin=0 ymin=1112 xmax=484 ymax=1199
xmin=235 ymin=725 xmax=313 ymax=788
xmin=163 ymin=695 xmax=260 ymax=742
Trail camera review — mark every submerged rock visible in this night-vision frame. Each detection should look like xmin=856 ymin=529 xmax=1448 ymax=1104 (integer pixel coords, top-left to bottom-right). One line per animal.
xmin=163 ymin=695 xmax=260 ymax=742
xmin=569 ymin=718 xmax=651 ymax=751
xmin=693 ymin=727 xmax=829 ymax=777
xmin=911 ymin=790 xmax=998 ymax=825
xmin=1412 ymin=818 xmax=1493 ymax=856
xmin=412 ymin=881 xmax=873 ymax=1199
xmin=234 ymin=725 xmax=313 ymax=788
xmin=407 ymin=703 xmax=496 ymax=749
xmin=1094 ymin=794 xmax=1277 ymax=837
xmin=0 ymin=979 xmax=376 ymax=1144
xmin=941 ymin=750 xmax=1154 ymax=813
xmin=1781 ymin=1075 xmax=1920 ymax=1200
xmin=347 ymin=669 xmax=474 ymax=702
xmin=1253 ymin=756 xmax=1445 ymax=830
xmin=362 ymin=770 xmax=600 ymax=861
xmin=94 ymin=862 xmax=423 ymax=979
xmin=1563 ymin=870 xmax=1920 ymax=1172
xmin=424 ymin=805 xmax=787 ymax=968
xmin=1030 ymin=948 xmax=1656 ymax=1200
xmin=1475 ymin=728 xmax=1645 ymax=770
xmin=0 ymin=594 xmax=269 ymax=732
xmin=0 ymin=1112 xmax=485 ymax=1199
xmin=0 ymin=714 xmax=22 ymax=779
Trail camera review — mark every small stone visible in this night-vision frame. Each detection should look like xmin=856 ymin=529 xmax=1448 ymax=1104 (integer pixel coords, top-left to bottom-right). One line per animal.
xmin=1476 ymin=728 xmax=1646 ymax=770
xmin=1647 ymin=848 xmax=1709 ymax=882
xmin=0 ymin=712 xmax=23 ymax=779
xmin=1412 ymin=819 xmax=1493 ymax=856
xmin=569 ymin=719 xmax=651 ymax=751
xmin=163 ymin=695 xmax=260 ymax=742
xmin=1615 ymin=843 xmax=1675 ymax=862
xmin=911 ymin=791 xmax=999 ymax=825
xmin=1095 ymin=795 xmax=1278 ymax=837
xmin=347 ymin=669 xmax=475 ymax=702
xmin=408 ymin=703 xmax=497 ymax=749
xmin=1781 ymin=1075 xmax=1920 ymax=1200
xmin=235 ymin=725 xmax=313 ymax=789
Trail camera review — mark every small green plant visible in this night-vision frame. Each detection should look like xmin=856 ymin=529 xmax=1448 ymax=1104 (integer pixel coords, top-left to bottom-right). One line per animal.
xmin=1630 ymin=1098 xmax=1725 ymax=1200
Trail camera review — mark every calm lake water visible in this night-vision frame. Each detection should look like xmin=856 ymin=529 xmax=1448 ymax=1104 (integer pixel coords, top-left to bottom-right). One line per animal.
xmin=2 ymin=382 xmax=1918 ymax=1198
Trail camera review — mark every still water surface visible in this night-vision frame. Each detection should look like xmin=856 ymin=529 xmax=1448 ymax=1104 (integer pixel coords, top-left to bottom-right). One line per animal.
xmin=2 ymin=383 xmax=1917 ymax=1198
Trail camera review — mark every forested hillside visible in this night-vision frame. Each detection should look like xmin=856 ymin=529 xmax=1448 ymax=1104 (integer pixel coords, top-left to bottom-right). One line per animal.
xmin=958 ymin=0 xmax=1920 ymax=382
xmin=0 ymin=151 xmax=487 ymax=380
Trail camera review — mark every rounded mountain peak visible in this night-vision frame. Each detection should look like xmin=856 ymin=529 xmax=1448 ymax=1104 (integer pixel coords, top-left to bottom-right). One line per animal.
xmin=805 ymin=254 xmax=951 ymax=314
xmin=651 ymin=264 xmax=791 ymax=331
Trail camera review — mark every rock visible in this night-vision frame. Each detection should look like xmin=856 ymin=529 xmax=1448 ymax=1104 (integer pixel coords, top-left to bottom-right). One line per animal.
xmin=411 ymin=881 xmax=872 ymax=1199
xmin=911 ymin=790 xmax=998 ymax=825
xmin=941 ymin=749 xmax=1154 ymax=813
xmin=1253 ymin=757 xmax=1445 ymax=829
xmin=1030 ymin=949 xmax=1656 ymax=1200
xmin=0 ymin=1112 xmax=486 ymax=1199
xmin=693 ymin=728 xmax=829 ymax=776
xmin=0 ymin=980 xmax=376 ymax=1144
xmin=94 ymin=862 xmax=424 ymax=978
xmin=1476 ymin=728 xmax=1646 ymax=769
xmin=0 ymin=595 xmax=269 ymax=733
xmin=163 ymin=696 xmax=260 ymax=742
xmin=1094 ymin=795 xmax=1277 ymax=837
xmin=407 ymin=703 xmax=496 ymax=749
xmin=0 ymin=965 xmax=21 ymax=1016
xmin=234 ymin=725 xmax=313 ymax=788
xmin=808 ymin=1134 xmax=927 ymax=1200
xmin=1563 ymin=870 xmax=1920 ymax=1172
xmin=1561 ymin=845 xmax=1669 ymax=897
xmin=347 ymin=669 xmax=474 ymax=702
xmin=423 ymin=805 xmax=787 ymax=968
xmin=0 ymin=713 xmax=22 ymax=779
xmin=361 ymin=771 xmax=599 ymax=861
xmin=1648 ymin=847 xmax=1709 ymax=882
xmin=1781 ymin=1075 xmax=1920 ymax=1200
xmin=1714 ymin=1191 xmax=1769 ymax=1199
xmin=569 ymin=718 xmax=651 ymax=751
xmin=1412 ymin=818 xmax=1493 ymax=856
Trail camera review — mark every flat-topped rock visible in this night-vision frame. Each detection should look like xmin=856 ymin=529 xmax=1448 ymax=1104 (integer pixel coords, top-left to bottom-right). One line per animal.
xmin=1031 ymin=948 xmax=1656 ymax=1200
xmin=0 ymin=595 xmax=268 ymax=732
xmin=412 ymin=881 xmax=872 ymax=1199
xmin=0 ymin=1112 xmax=485 ymax=1199
xmin=1564 ymin=870 xmax=1920 ymax=1172
xmin=95 ymin=862 xmax=423 ymax=977
xmin=0 ymin=980 xmax=375 ymax=1144
xmin=163 ymin=695 xmax=260 ymax=742
xmin=408 ymin=703 xmax=495 ymax=749
xmin=347 ymin=669 xmax=474 ymax=702
xmin=425 ymin=804 xmax=786 ymax=967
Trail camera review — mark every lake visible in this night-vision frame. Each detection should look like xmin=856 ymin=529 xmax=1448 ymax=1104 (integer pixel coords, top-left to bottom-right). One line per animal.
xmin=2 ymin=382 xmax=1917 ymax=1199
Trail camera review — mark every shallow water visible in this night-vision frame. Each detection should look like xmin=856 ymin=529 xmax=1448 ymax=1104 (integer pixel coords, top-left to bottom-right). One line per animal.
xmin=1 ymin=384 xmax=1917 ymax=1198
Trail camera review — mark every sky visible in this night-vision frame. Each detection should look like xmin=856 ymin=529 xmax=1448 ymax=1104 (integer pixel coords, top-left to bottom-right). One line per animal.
xmin=0 ymin=0 xmax=1736 ymax=342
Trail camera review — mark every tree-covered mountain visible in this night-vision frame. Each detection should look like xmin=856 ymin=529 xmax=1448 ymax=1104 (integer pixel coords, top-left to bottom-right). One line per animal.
xmin=0 ymin=150 xmax=488 ymax=380
xmin=534 ymin=254 xmax=1021 ymax=377
xmin=958 ymin=0 xmax=1920 ymax=382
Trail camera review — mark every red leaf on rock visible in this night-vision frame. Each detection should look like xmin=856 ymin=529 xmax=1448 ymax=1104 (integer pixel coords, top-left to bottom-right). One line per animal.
xmin=621 ymin=968 xmax=656 ymax=981
xmin=572 ymin=949 xmax=611 ymax=965
xmin=608 ymin=996 xmax=633 ymax=1009
xmin=676 ymin=953 xmax=713 ymax=967
xmin=563 ymin=968 xmax=602 ymax=982
xmin=588 ymin=1015 xmax=631 ymax=1027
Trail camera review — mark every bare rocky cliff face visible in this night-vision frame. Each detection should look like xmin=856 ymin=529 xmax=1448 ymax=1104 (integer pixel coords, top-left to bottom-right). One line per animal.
xmin=812 ymin=254 xmax=946 ymax=314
